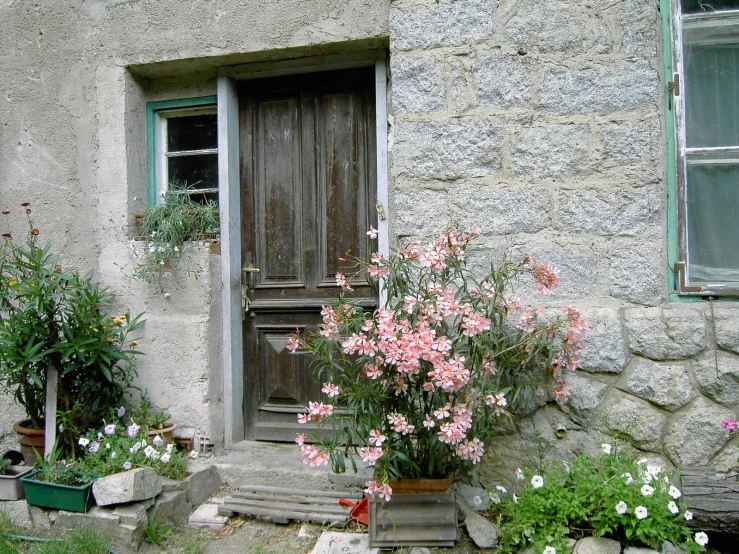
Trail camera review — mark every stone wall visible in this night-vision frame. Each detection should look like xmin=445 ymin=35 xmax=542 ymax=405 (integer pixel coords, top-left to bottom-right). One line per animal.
xmin=387 ymin=0 xmax=739 ymax=475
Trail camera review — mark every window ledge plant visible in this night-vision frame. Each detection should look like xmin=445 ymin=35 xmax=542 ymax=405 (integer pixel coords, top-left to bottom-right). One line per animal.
xmin=289 ymin=227 xmax=586 ymax=500
xmin=0 ymin=203 xmax=145 ymax=458
xmin=132 ymin=187 xmax=220 ymax=294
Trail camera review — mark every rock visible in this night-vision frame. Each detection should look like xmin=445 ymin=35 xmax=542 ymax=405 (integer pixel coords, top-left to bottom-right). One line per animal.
xmin=390 ymin=0 xmax=492 ymax=50
xmin=455 ymin=484 xmax=490 ymax=512
xmin=393 ymin=118 xmax=503 ymax=180
xmin=573 ymin=537 xmax=621 ymax=554
xmin=564 ymin=372 xmax=609 ymax=423
xmin=112 ymin=502 xmax=148 ymax=527
xmin=54 ymin=506 xmax=121 ymax=538
xmin=455 ymin=184 xmax=549 ymax=235
xmin=28 ymin=506 xmax=51 ymax=530
xmin=0 ymin=500 xmax=32 ymax=529
xmin=512 ymin=124 xmax=589 ymax=179
xmin=391 ymin=56 xmax=445 ymax=113
xmin=598 ymin=393 xmax=666 ymax=451
xmin=624 ymin=548 xmax=659 ymax=554
xmin=151 ymin=490 xmax=192 ymax=526
xmin=395 ymin=188 xmax=449 ymax=236
xmin=188 ymin=503 xmax=228 ymax=530
xmin=610 ymin=248 xmax=665 ymax=306
xmin=712 ymin=307 xmax=739 ymax=354
xmin=663 ymin=397 xmax=734 ymax=466
xmin=694 ymin=351 xmax=739 ymax=405
xmin=602 ymin=119 xmax=661 ymax=164
xmin=464 ymin=512 xmax=499 ymax=549
xmin=621 ymin=358 xmax=695 ymax=411
xmin=504 ymin=0 xmax=592 ymax=54
xmin=578 ymin=309 xmax=628 ymax=373
xmin=182 ymin=463 xmax=221 ymax=507
xmin=475 ymin=49 xmax=531 ymax=107
xmin=408 ymin=549 xmax=431 ymax=554
xmin=624 ymin=308 xmax=705 ymax=360
xmin=539 ymin=60 xmax=658 ymax=115
xmin=92 ymin=467 xmax=162 ymax=506
xmin=661 ymin=541 xmax=687 ymax=554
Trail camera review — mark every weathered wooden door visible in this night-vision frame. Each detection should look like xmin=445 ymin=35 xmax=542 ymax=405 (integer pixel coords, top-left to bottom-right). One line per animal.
xmin=239 ymin=68 xmax=377 ymax=441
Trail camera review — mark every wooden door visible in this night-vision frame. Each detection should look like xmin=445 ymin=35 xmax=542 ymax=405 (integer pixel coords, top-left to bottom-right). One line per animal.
xmin=239 ymin=68 xmax=377 ymax=441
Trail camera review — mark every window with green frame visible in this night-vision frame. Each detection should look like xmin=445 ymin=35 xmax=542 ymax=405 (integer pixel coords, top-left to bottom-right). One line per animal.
xmin=667 ymin=0 xmax=739 ymax=296
xmin=147 ymin=96 xmax=218 ymax=206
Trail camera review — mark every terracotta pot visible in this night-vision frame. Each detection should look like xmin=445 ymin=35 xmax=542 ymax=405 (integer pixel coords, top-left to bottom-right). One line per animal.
xmin=13 ymin=420 xmax=45 ymax=465
xmin=148 ymin=422 xmax=177 ymax=446
xmin=387 ymin=474 xmax=454 ymax=494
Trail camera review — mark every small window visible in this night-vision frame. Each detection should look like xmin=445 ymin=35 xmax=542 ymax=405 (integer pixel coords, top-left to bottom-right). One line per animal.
xmin=147 ymin=97 xmax=218 ymax=205
xmin=671 ymin=0 xmax=739 ymax=294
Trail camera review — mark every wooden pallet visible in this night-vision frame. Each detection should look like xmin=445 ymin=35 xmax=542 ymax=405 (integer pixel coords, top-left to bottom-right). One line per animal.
xmin=217 ymin=485 xmax=363 ymax=526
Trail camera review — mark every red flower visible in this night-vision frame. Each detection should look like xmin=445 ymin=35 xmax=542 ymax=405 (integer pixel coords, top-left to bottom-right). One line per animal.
xmin=20 ymin=202 xmax=30 ymax=207
xmin=31 ymin=228 xmax=39 ymax=236
xmin=1 ymin=210 xmax=9 ymax=215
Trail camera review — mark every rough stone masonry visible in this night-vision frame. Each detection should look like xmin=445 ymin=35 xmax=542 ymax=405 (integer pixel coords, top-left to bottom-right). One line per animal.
xmin=389 ymin=0 xmax=738 ymax=479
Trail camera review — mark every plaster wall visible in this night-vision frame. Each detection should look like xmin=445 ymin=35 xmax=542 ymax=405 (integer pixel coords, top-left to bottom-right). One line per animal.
xmin=387 ymin=0 xmax=739 ymax=480
xmin=0 ymin=0 xmax=390 ymax=449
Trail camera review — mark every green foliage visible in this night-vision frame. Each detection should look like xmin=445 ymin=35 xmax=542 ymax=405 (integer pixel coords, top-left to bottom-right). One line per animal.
xmin=496 ymin=446 xmax=707 ymax=554
xmin=129 ymin=390 xmax=171 ymax=430
xmin=134 ymin=187 xmax=220 ymax=292
xmin=144 ymin=518 xmax=172 ymax=546
xmin=0 ymin=204 xmax=145 ymax=456
xmin=32 ymin=529 xmax=111 ymax=554
xmin=0 ymin=458 xmax=10 ymax=476
xmin=33 ymin=439 xmax=91 ymax=487
xmin=76 ymin=408 xmax=190 ymax=479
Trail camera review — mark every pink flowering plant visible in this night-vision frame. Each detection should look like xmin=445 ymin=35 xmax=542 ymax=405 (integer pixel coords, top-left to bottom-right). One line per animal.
xmin=289 ymin=228 xmax=586 ymax=499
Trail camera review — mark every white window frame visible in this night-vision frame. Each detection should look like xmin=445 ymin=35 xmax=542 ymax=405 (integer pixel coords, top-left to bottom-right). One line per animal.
xmin=670 ymin=1 xmax=739 ymax=295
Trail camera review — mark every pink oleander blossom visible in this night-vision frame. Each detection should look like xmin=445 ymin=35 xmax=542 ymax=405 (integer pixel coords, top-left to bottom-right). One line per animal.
xmin=531 ymin=261 xmax=561 ymax=295
xmin=365 ymin=480 xmax=392 ymax=501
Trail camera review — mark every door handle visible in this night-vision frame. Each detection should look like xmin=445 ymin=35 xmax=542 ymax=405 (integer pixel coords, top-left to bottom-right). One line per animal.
xmin=242 ymin=267 xmax=261 ymax=318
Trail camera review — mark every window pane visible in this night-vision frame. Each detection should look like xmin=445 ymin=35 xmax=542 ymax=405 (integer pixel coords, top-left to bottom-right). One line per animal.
xmin=167 ymin=153 xmax=218 ymax=191
xmin=686 ymin=163 xmax=739 ymax=283
xmin=682 ymin=0 xmax=739 ymax=14
xmin=167 ymin=113 xmax=217 ymax=152
xmin=684 ymin=42 xmax=739 ymax=147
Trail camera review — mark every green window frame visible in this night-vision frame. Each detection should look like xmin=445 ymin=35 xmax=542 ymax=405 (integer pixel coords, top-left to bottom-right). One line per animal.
xmin=146 ymin=96 xmax=218 ymax=206
xmin=663 ymin=0 xmax=739 ymax=299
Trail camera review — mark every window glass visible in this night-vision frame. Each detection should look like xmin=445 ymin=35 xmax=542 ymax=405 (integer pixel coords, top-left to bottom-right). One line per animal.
xmin=686 ymin=163 xmax=739 ymax=283
xmin=681 ymin=0 xmax=739 ymax=13
xmin=684 ymin=43 xmax=739 ymax=147
xmin=167 ymin=113 xmax=218 ymax=152
xmin=167 ymin=154 xmax=218 ymax=191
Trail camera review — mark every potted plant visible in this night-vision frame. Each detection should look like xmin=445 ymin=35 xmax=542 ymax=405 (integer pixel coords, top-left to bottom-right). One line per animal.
xmin=132 ymin=186 xmax=220 ymax=293
xmin=0 ymin=203 xmax=145 ymax=462
xmin=0 ymin=458 xmax=34 ymax=501
xmin=131 ymin=390 xmax=177 ymax=445
xmin=21 ymin=443 xmax=95 ymax=513
xmin=290 ymin=228 xmax=586 ymax=500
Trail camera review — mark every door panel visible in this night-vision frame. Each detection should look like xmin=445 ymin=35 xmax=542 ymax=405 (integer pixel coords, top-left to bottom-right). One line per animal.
xmin=239 ymin=68 xmax=377 ymax=441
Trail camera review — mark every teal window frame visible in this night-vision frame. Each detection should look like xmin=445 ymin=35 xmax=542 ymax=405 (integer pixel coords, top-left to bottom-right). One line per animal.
xmin=146 ymin=96 xmax=218 ymax=206
xmin=662 ymin=0 xmax=739 ymax=301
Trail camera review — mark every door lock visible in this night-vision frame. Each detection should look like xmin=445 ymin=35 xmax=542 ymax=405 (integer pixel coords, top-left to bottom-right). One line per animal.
xmin=242 ymin=267 xmax=260 ymax=318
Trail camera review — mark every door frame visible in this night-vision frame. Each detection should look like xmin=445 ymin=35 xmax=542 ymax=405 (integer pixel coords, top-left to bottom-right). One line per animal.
xmin=216 ymin=51 xmax=390 ymax=447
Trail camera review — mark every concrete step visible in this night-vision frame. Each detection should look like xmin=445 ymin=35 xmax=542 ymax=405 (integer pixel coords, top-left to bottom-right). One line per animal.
xmin=209 ymin=441 xmax=373 ymax=491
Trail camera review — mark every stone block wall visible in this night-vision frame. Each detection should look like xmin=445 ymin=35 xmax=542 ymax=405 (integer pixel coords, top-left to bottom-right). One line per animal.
xmin=387 ymin=0 xmax=739 ymax=472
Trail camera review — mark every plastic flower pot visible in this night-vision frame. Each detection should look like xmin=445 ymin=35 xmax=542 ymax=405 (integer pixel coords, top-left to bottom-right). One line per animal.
xmin=21 ymin=470 xmax=95 ymax=513
xmin=0 ymin=466 xmax=34 ymax=500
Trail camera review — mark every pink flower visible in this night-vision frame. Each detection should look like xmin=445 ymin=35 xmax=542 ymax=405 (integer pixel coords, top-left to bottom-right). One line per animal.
xmin=367 ymin=225 xmax=378 ymax=239
xmin=322 ymin=383 xmax=340 ymax=398
xmin=553 ymin=381 xmax=572 ymax=404
xmin=286 ymin=333 xmax=301 ymax=352
xmin=365 ymin=480 xmax=392 ymax=501
xmin=360 ymin=446 xmax=384 ymax=466
xmin=388 ymin=413 xmax=414 ymax=435
xmin=335 ymin=272 xmax=353 ymax=292
xmin=462 ymin=312 xmax=491 ymax=337
xmin=531 ymin=262 xmax=560 ymax=295
xmin=300 ymin=444 xmax=329 ymax=466
xmin=295 ymin=433 xmax=307 ymax=445
xmin=723 ymin=419 xmax=739 ymax=432
xmin=368 ymin=429 xmax=387 ymax=446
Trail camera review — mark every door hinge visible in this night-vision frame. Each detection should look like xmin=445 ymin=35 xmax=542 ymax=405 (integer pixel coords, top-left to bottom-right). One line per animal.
xmin=376 ymin=202 xmax=386 ymax=221
xmin=667 ymin=74 xmax=680 ymax=110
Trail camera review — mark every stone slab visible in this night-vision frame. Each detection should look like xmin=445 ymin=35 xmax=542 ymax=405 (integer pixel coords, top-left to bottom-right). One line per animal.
xmin=312 ymin=531 xmax=379 ymax=554
xmin=188 ymin=502 xmax=228 ymax=529
xmin=92 ymin=467 xmax=162 ymax=506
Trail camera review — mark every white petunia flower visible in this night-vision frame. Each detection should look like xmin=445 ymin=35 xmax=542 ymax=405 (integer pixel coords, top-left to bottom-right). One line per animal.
xmin=641 ymin=485 xmax=655 ymax=497
xmin=668 ymin=501 xmax=679 ymax=514
xmin=684 ymin=511 xmax=693 ymax=521
xmin=160 ymin=453 xmax=171 ymax=463
xmin=512 ymin=493 xmax=518 ymax=504
xmin=78 ymin=438 xmax=90 ymax=447
xmin=189 ymin=450 xmax=198 ymax=459
xmin=635 ymin=506 xmax=648 ymax=520
xmin=669 ymin=485 xmax=681 ymax=499
xmin=516 ymin=468 xmax=524 ymax=480
xmin=601 ymin=443 xmax=612 ymax=455
xmin=615 ymin=501 xmax=627 ymax=515
xmin=694 ymin=532 xmax=708 ymax=547
xmin=543 ymin=547 xmax=556 ymax=554
xmin=496 ymin=485 xmax=507 ymax=494
xmin=531 ymin=475 xmax=544 ymax=489
xmin=622 ymin=472 xmax=634 ymax=485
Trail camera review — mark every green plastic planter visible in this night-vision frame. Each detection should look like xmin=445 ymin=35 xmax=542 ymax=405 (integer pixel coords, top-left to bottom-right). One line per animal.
xmin=21 ymin=470 xmax=95 ymax=513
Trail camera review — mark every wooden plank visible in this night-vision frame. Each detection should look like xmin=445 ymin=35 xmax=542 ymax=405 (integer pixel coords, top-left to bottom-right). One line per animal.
xmin=219 ymin=503 xmax=346 ymax=525
xmin=233 ymin=491 xmax=360 ymax=505
xmin=680 ymin=466 xmax=739 ymax=534
xmin=223 ymin=498 xmax=348 ymax=516
xmin=237 ymin=485 xmax=359 ymax=499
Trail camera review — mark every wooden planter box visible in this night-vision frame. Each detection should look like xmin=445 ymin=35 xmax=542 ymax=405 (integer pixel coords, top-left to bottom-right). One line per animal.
xmin=0 ymin=466 xmax=34 ymax=501
xmin=369 ymin=492 xmax=458 ymax=548
xmin=21 ymin=470 xmax=95 ymax=513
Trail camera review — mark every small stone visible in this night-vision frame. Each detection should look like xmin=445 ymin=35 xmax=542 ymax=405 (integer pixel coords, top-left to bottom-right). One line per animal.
xmin=28 ymin=506 xmax=51 ymax=530
xmin=455 ymin=484 xmax=489 ymax=512
xmin=663 ymin=397 xmax=734 ymax=466
xmin=694 ymin=351 xmax=739 ymax=405
xmin=0 ymin=500 xmax=32 ymax=529
xmin=408 ymin=548 xmax=431 ymax=554
xmin=151 ymin=490 xmax=192 ymax=526
xmin=621 ymin=358 xmax=695 ymax=411
xmin=610 ymin=247 xmax=665 ymax=306
xmin=188 ymin=503 xmax=228 ymax=530
xmin=578 ymin=309 xmax=628 ymax=373
xmin=564 ymin=372 xmax=609 ymax=423
xmin=92 ymin=467 xmax=162 ymax=506
xmin=112 ymin=502 xmax=148 ymax=527
xmin=661 ymin=540 xmax=688 ymax=554
xmin=624 ymin=548 xmax=660 ymax=554
xmin=573 ymin=537 xmax=621 ymax=554
xmin=464 ymin=512 xmax=499 ymax=549
xmin=712 ymin=307 xmax=739 ymax=354
xmin=312 ymin=531 xmax=379 ymax=554
xmin=182 ymin=463 xmax=221 ymax=507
